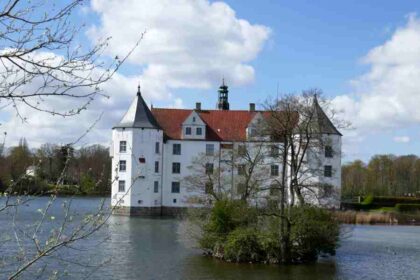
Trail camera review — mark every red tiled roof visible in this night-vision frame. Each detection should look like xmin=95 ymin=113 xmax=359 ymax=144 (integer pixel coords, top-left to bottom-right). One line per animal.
xmin=151 ymin=108 xmax=266 ymax=141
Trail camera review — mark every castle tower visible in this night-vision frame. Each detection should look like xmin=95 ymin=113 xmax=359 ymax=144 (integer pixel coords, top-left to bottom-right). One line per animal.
xmin=111 ymin=85 xmax=163 ymax=215
xmin=217 ymin=79 xmax=230 ymax=110
xmin=311 ymin=95 xmax=342 ymax=208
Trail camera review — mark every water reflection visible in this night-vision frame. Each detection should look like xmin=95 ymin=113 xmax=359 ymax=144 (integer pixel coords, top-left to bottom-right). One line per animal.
xmin=1 ymin=197 xmax=420 ymax=280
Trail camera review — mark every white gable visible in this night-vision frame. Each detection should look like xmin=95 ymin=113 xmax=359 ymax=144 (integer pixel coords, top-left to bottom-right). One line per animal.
xmin=183 ymin=111 xmax=205 ymax=126
xmin=182 ymin=111 xmax=206 ymax=139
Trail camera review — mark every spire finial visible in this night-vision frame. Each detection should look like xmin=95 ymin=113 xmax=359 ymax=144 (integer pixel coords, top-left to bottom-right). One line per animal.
xmin=313 ymin=93 xmax=319 ymax=104
xmin=137 ymin=83 xmax=141 ymax=96
xmin=222 ymin=76 xmax=225 ymax=86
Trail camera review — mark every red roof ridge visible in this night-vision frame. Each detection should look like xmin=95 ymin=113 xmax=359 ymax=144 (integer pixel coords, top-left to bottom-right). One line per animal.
xmin=152 ymin=107 xmax=265 ymax=113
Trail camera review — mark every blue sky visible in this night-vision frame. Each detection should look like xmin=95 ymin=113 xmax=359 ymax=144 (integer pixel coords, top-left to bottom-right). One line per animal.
xmin=171 ymin=0 xmax=417 ymax=105
xmin=2 ymin=0 xmax=420 ymax=163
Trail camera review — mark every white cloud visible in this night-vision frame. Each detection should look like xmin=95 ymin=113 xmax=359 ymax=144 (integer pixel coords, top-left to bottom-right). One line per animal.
xmin=88 ymin=0 xmax=271 ymax=99
xmin=393 ymin=136 xmax=410 ymax=143
xmin=0 ymin=67 xmax=136 ymax=148
xmin=333 ymin=15 xmax=420 ymax=132
xmin=0 ymin=0 xmax=270 ymax=147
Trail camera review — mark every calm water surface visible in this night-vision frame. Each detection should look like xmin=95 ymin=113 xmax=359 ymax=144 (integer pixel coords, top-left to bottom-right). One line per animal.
xmin=1 ymin=197 xmax=419 ymax=280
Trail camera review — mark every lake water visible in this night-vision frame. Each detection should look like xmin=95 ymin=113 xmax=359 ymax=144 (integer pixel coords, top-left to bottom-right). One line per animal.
xmin=1 ymin=197 xmax=420 ymax=279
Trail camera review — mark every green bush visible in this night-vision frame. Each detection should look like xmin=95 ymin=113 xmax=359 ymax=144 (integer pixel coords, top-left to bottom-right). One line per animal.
xmin=196 ymin=200 xmax=339 ymax=264
xmin=224 ymin=228 xmax=262 ymax=262
xmin=198 ymin=199 xmax=257 ymax=253
xmin=395 ymin=203 xmax=420 ymax=212
xmin=290 ymin=206 xmax=340 ymax=262
xmin=362 ymin=194 xmax=374 ymax=205
xmin=367 ymin=196 xmax=420 ymax=206
xmin=257 ymin=230 xmax=281 ymax=263
xmin=80 ymin=173 xmax=96 ymax=194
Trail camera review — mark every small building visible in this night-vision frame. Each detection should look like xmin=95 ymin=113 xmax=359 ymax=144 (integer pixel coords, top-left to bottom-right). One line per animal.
xmin=25 ymin=165 xmax=37 ymax=177
xmin=110 ymin=82 xmax=342 ymax=216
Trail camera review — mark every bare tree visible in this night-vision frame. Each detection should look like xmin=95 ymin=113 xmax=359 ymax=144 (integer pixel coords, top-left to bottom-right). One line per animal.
xmin=0 ymin=0 xmax=142 ymax=278
xmin=184 ymin=141 xmax=273 ymax=205
xmin=229 ymin=142 xmax=270 ymax=202
xmin=263 ymin=89 xmax=346 ymax=263
xmin=184 ymin=151 xmax=226 ymax=203
xmin=0 ymin=0 xmax=142 ymax=118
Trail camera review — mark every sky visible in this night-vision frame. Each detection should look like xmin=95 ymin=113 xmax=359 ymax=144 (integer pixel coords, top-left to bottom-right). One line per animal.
xmin=1 ymin=0 xmax=420 ymax=163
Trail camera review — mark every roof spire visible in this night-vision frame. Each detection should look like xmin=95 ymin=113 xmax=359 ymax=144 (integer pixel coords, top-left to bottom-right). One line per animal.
xmin=217 ymin=78 xmax=229 ymax=110
xmin=312 ymin=94 xmax=342 ymax=136
xmin=137 ymin=83 xmax=141 ymax=96
xmin=313 ymin=93 xmax=318 ymax=104
xmin=113 ymin=84 xmax=161 ymax=129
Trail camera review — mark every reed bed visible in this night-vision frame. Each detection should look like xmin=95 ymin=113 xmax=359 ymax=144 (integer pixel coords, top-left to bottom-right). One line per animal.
xmin=334 ymin=211 xmax=399 ymax=225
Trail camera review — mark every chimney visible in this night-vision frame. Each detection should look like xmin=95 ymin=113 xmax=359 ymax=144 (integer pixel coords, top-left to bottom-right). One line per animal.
xmin=249 ymin=103 xmax=256 ymax=111
xmin=195 ymin=102 xmax=201 ymax=110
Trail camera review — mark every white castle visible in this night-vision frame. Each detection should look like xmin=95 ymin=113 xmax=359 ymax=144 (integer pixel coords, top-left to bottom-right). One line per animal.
xmin=111 ymin=82 xmax=342 ymax=216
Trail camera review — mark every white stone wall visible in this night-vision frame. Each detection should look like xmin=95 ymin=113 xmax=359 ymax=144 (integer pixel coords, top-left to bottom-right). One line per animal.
xmin=112 ymin=129 xmax=341 ymax=209
xmin=111 ymin=127 xmax=163 ymax=208
xmin=162 ymin=140 xmax=220 ymax=207
xmin=299 ymin=134 xmax=342 ymax=208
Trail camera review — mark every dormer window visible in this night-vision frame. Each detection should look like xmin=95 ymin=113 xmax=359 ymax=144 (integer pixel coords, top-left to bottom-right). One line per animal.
xmin=249 ymin=128 xmax=257 ymax=137
xmin=182 ymin=111 xmax=205 ymax=139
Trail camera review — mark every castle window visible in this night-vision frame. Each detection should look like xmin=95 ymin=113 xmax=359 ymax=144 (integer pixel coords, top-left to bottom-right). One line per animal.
xmin=249 ymin=128 xmax=257 ymax=137
xmin=171 ymin=182 xmax=180 ymax=193
xmin=185 ymin=127 xmax=192 ymax=135
xmin=155 ymin=161 xmax=159 ymax=173
xmin=155 ymin=142 xmax=160 ymax=154
xmin=238 ymin=145 xmax=247 ymax=156
xmin=154 ymin=181 xmax=159 ymax=193
xmin=270 ymin=145 xmax=279 ymax=157
xmin=271 ymin=165 xmax=279 ymax=176
xmin=119 ymin=141 xmax=127 ymax=153
xmin=173 ymin=143 xmax=181 ymax=155
xmin=118 ymin=180 xmax=125 ymax=192
xmin=119 ymin=160 xmax=126 ymax=172
xmin=192 ymin=117 xmax=196 ymax=122
xmin=205 ymin=163 xmax=214 ymax=175
xmin=173 ymin=198 xmax=177 ymax=203
xmin=196 ymin=127 xmax=202 ymax=135
xmin=206 ymin=144 xmax=214 ymax=156
xmin=139 ymin=157 xmax=145 ymax=163
xmin=324 ymin=165 xmax=332 ymax=177
xmin=325 ymin=146 xmax=333 ymax=158
xmin=172 ymin=162 xmax=181 ymax=174
xmin=238 ymin=164 xmax=246 ymax=175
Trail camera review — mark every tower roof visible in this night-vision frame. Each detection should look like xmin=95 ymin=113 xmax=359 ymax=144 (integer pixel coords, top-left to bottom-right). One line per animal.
xmin=312 ymin=95 xmax=342 ymax=136
xmin=217 ymin=78 xmax=229 ymax=110
xmin=113 ymin=86 xmax=161 ymax=129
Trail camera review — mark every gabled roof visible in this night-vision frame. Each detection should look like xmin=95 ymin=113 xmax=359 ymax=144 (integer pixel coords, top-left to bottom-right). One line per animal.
xmin=113 ymin=87 xmax=161 ymax=129
xmin=151 ymin=108 xmax=267 ymax=141
xmin=312 ymin=96 xmax=342 ymax=136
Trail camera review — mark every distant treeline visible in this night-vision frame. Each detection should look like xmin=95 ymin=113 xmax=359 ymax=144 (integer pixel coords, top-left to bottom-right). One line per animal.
xmin=0 ymin=139 xmax=111 ymax=195
xmin=342 ymin=154 xmax=420 ymax=199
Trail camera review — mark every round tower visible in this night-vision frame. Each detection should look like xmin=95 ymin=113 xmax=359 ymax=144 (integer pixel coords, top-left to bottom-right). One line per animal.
xmin=111 ymin=85 xmax=163 ymax=215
